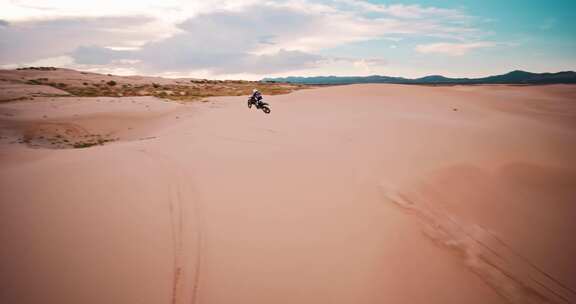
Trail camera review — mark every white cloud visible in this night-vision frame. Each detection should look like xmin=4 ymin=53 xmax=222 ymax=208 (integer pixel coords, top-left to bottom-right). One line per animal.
xmin=351 ymin=58 xmax=387 ymax=74
xmin=0 ymin=0 xmax=488 ymax=77
xmin=0 ymin=55 xmax=73 ymax=69
xmin=1 ymin=0 xmax=269 ymax=21
xmin=62 ymin=2 xmax=482 ymax=75
xmin=0 ymin=16 xmax=161 ymax=64
xmin=415 ymin=41 xmax=496 ymax=56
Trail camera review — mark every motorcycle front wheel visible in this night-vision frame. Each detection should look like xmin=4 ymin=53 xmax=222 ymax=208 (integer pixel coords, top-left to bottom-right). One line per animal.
xmin=247 ymin=101 xmax=252 ymax=108
xmin=262 ymin=106 xmax=271 ymax=114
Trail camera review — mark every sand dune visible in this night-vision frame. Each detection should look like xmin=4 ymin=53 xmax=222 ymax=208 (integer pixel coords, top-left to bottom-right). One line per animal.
xmin=0 ymin=68 xmax=306 ymax=102
xmin=1 ymin=84 xmax=575 ymax=304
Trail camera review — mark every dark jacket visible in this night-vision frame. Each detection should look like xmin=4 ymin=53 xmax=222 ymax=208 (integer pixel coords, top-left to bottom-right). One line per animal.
xmin=250 ymin=91 xmax=262 ymax=101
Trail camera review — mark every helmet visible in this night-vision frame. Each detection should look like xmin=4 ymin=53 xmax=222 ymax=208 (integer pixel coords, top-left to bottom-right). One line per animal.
xmin=253 ymin=88 xmax=258 ymax=93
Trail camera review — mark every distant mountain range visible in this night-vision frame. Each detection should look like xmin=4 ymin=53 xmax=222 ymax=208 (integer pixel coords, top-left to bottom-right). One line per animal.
xmin=262 ymin=70 xmax=576 ymax=85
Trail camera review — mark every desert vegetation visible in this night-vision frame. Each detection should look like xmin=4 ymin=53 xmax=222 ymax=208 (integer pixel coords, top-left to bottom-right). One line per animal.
xmin=16 ymin=67 xmax=58 ymax=71
xmin=15 ymin=121 xmax=118 ymax=149
xmin=18 ymin=133 xmax=117 ymax=149
xmin=58 ymin=79 xmax=304 ymax=101
xmin=1 ymin=67 xmax=309 ymax=102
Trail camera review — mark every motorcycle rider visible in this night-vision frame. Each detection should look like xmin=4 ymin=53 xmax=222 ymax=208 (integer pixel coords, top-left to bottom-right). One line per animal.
xmin=249 ymin=88 xmax=263 ymax=106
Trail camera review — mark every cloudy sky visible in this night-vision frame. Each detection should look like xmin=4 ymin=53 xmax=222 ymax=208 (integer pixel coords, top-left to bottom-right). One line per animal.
xmin=1 ymin=0 xmax=575 ymax=79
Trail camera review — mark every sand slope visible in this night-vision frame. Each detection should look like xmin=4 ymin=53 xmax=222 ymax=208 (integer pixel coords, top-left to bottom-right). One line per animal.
xmin=1 ymin=84 xmax=575 ymax=304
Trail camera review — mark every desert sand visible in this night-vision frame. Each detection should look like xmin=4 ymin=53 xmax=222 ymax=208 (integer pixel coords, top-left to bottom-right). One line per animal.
xmin=1 ymin=83 xmax=575 ymax=304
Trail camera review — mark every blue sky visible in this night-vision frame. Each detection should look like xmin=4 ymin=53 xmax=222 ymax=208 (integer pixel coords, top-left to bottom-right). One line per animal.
xmin=319 ymin=0 xmax=576 ymax=77
xmin=0 ymin=0 xmax=574 ymax=79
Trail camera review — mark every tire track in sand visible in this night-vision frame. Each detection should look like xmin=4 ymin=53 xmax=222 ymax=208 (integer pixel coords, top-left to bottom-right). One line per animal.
xmin=139 ymin=149 xmax=204 ymax=304
xmin=379 ymin=183 xmax=576 ymax=304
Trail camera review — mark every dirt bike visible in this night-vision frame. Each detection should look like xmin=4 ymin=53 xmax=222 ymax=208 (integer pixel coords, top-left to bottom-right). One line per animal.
xmin=247 ymin=97 xmax=271 ymax=114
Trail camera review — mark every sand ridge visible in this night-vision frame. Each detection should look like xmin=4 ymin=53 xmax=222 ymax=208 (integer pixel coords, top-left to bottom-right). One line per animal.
xmin=0 ymin=96 xmax=189 ymax=149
